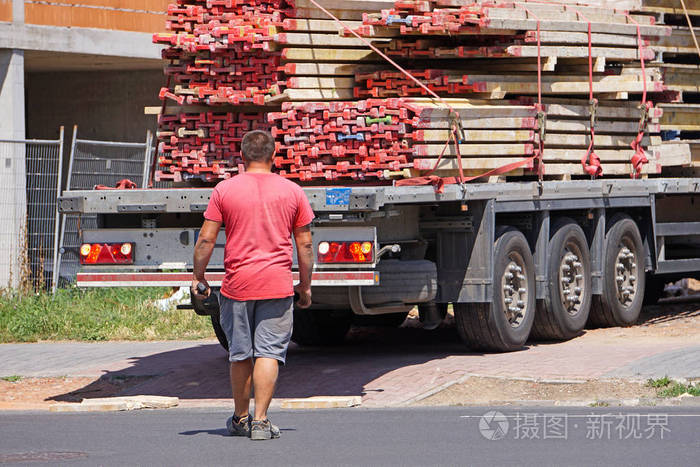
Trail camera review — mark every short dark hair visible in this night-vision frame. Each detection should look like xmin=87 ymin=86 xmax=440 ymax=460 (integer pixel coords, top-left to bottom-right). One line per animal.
xmin=241 ymin=130 xmax=275 ymax=163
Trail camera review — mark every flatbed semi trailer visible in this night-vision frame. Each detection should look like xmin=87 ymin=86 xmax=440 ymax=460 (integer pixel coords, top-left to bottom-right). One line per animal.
xmin=59 ymin=178 xmax=700 ymax=351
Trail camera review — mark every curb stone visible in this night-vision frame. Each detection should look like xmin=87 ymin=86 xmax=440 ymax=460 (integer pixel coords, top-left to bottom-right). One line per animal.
xmin=279 ymin=396 xmax=362 ymax=409
xmin=49 ymin=395 xmax=179 ymax=412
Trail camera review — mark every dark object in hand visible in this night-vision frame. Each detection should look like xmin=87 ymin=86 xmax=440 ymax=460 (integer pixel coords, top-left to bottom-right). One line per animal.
xmin=192 ymin=283 xmax=220 ymax=316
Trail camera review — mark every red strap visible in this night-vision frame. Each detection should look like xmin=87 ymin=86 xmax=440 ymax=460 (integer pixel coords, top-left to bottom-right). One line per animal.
xmin=624 ymin=13 xmax=651 ymax=178
xmin=568 ymin=8 xmax=603 ymax=178
xmin=516 ymin=4 xmax=545 ymax=180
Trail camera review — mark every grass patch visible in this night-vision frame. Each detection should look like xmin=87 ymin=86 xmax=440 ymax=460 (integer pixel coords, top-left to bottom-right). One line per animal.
xmin=0 ymin=287 xmax=214 ymax=342
xmin=1 ymin=375 xmax=21 ymax=382
xmin=589 ymin=400 xmax=610 ymax=407
xmin=646 ymin=376 xmax=672 ymax=388
xmin=657 ymin=383 xmax=700 ymax=398
xmin=646 ymin=376 xmax=700 ymax=398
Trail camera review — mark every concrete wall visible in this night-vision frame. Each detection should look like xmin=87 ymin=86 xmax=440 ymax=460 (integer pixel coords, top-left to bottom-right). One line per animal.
xmin=0 ymin=49 xmax=26 ymax=287
xmin=26 ymin=69 xmax=162 ymax=142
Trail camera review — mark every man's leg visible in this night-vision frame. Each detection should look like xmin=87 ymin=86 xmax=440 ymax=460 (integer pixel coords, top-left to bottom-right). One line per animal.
xmin=218 ymin=296 xmax=254 ymax=429
xmin=252 ymin=357 xmax=278 ymax=420
xmin=251 ymin=297 xmax=293 ymax=423
xmin=231 ymin=358 xmax=253 ymax=417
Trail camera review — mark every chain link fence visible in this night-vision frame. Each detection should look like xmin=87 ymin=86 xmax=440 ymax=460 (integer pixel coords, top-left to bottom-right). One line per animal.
xmin=57 ymin=127 xmax=154 ymax=283
xmin=0 ymin=130 xmax=64 ymax=292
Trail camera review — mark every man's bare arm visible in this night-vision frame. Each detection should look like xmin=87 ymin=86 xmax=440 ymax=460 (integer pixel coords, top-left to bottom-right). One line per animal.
xmin=192 ymin=219 xmax=222 ymax=297
xmin=293 ymin=224 xmax=313 ymax=308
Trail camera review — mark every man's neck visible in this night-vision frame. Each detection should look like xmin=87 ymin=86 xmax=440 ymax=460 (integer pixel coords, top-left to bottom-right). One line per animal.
xmin=245 ymin=162 xmax=273 ymax=173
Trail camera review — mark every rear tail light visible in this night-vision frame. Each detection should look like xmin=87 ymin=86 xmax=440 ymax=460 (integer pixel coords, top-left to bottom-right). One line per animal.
xmin=79 ymin=243 xmax=134 ymax=265
xmin=317 ymin=241 xmax=373 ymax=263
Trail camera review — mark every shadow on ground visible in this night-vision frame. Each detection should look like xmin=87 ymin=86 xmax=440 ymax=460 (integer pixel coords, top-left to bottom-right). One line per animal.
xmin=48 ymin=322 xmax=469 ymax=402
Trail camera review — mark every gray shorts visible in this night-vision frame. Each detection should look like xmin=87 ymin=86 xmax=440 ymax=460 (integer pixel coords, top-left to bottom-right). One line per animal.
xmin=218 ymin=295 xmax=294 ymax=365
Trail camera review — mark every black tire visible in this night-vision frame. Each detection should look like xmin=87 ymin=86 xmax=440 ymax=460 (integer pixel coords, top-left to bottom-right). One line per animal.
xmin=210 ymin=314 xmax=229 ymax=352
xmin=291 ymin=308 xmax=353 ymax=346
xmin=454 ymin=228 xmax=536 ymax=352
xmin=588 ymin=215 xmax=646 ymax=327
xmin=531 ymin=219 xmax=592 ymax=341
xmin=643 ymin=273 xmax=666 ymax=305
xmin=353 ymin=311 xmax=409 ymax=327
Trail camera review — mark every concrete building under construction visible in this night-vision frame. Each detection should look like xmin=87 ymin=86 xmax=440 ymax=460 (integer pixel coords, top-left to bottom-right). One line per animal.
xmin=0 ymin=0 xmax=166 ymax=287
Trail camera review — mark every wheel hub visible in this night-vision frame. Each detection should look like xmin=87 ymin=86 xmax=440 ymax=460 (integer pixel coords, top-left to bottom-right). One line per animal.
xmin=614 ymin=244 xmax=638 ymax=306
xmin=558 ymin=246 xmax=585 ymax=316
xmin=501 ymin=255 xmax=527 ymax=327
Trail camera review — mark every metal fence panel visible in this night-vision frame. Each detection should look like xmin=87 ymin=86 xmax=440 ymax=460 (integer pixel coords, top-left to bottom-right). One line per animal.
xmin=0 ymin=131 xmax=63 ymax=292
xmin=57 ymin=127 xmax=152 ymax=284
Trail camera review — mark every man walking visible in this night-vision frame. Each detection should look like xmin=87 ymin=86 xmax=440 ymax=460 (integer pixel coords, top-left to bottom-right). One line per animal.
xmin=191 ymin=130 xmax=315 ymax=440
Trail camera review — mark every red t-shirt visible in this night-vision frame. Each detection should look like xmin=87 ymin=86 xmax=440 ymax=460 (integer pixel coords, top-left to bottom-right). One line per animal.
xmin=203 ymin=172 xmax=315 ymax=301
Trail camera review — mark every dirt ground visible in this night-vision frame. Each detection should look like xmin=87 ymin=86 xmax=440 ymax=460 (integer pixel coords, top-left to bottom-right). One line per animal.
xmin=0 ymin=376 xmax=150 ymax=411
xmin=414 ymin=377 xmax=658 ymax=406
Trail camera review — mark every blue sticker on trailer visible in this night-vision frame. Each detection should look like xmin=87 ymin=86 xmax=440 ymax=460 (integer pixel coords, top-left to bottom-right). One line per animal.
xmin=325 ymin=188 xmax=351 ymax=206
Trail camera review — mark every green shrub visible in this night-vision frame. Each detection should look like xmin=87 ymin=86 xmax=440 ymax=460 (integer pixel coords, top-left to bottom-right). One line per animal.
xmin=0 ymin=287 xmax=214 ymax=342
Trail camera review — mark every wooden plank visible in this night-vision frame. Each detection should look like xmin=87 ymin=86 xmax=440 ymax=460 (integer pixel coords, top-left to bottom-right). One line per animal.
xmin=506 ymin=45 xmax=656 ymax=60
xmin=659 ymin=104 xmax=700 ymax=130
xmin=654 ymin=142 xmax=693 ymax=166
xmin=524 ymin=31 xmax=648 ymax=47
xmin=413 ymin=144 xmax=534 ymax=156
xmin=271 ymin=88 xmax=356 ymax=101
xmin=282 ymin=63 xmax=367 ymax=76
xmin=413 ymin=129 xmax=535 ymax=142
xmin=282 ymin=18 xmax=362 ymax=33
xmin=547 ymin=120 xmax=660 ymax=133
xmin=482 ymin=5 xmax=654 ymax=24
xmin=287 ymin=7 xmax=366 ymax=20
xmin=483 ymin=18 xmax=669 ymax=37
xmin=281 ymin=48 xmax=379 ymax=62
xmin=456 ymin=79 xmax=662 ymax=96
xmin=542 ymin=133 xmax=653 ymax=147
xmin=414 ymin=117 xmax=538 ymax=129
xmin=286 ymin=77 xmax=355 ymax=88
xmin=273 ymin=33 xmax=384 ymax=48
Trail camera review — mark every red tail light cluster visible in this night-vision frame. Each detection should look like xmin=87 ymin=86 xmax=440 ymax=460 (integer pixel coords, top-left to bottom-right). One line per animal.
xmin=317 ymin=241 xmax=373 ymax=263
xmin=79 ymin=243 xmax=134 ymax=265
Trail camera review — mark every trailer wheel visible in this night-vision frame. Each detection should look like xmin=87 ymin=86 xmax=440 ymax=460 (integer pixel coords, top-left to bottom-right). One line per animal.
xmin=588 ymin=215 xmax=646 ymax=327
xmin=531 ymin=220 xmax=592 ymax=341
xmin=291 ymin=308 xmax=353 ymax=346
xmin=454 ymin=228 xmax=535 ymax=352
xmin=210 ymin=314 xmax=229 ymax=352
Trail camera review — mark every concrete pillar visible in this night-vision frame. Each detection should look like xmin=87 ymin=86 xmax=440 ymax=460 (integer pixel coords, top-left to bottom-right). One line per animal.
xmin=13 ymin=0 xmax=24 ymax=24
xmin=0 ymin=48 xmax=26 ymax=288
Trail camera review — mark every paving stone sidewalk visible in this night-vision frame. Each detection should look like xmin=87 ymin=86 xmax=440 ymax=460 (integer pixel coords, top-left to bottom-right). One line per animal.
xmin=1 ymin=322 xmax=698 ymax=408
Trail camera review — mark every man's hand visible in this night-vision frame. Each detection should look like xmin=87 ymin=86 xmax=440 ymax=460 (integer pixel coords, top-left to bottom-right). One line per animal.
xmin=293 ymin=223 xmax=314 ymax=309
xmin=191 ymin=277 xmax=210 ymax=300
xmin=294 ymin=283 xmax=312 ymax=309
xmin=192 ymin=218 xmax=221 ymax=300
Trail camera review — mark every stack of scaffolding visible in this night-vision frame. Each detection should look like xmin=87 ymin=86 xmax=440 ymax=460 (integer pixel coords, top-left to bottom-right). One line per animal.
xmin=152 ymin=0 xmax=696 ymax=183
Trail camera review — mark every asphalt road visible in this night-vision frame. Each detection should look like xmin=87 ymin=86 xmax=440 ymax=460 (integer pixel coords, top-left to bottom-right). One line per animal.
xmin=1 ymin=407 xmax=698 ymax=466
